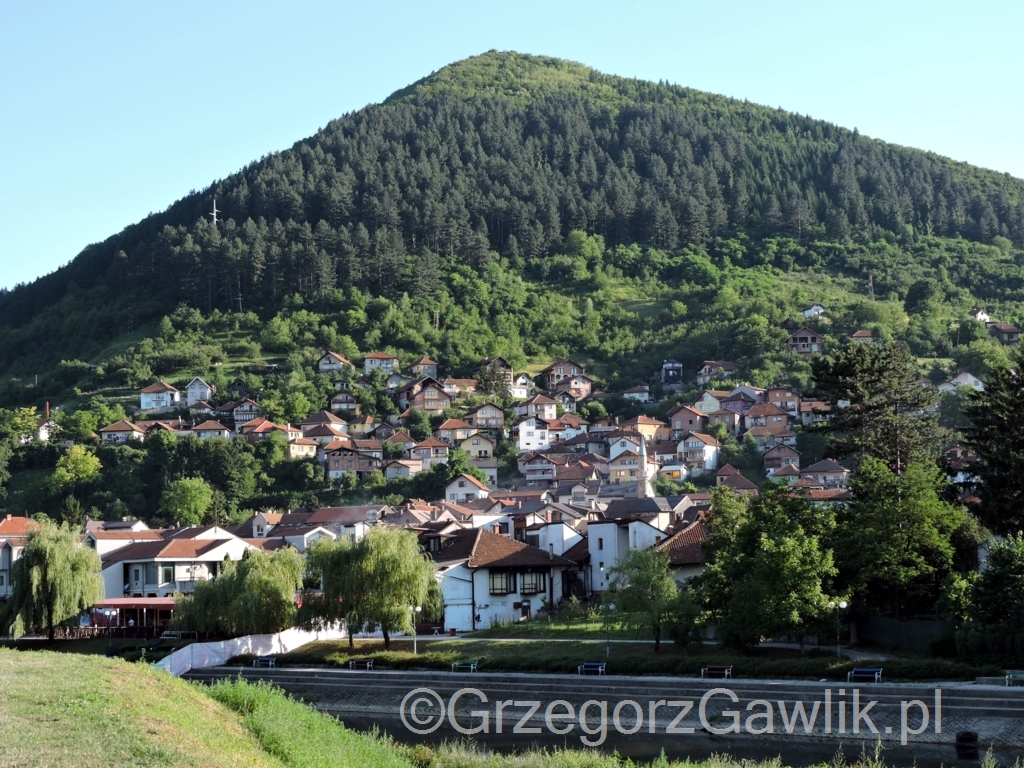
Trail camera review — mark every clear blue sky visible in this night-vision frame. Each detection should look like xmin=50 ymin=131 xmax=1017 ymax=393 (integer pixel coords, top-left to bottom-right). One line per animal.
xmin=1 ymin=0 xmax=1022 ymax=290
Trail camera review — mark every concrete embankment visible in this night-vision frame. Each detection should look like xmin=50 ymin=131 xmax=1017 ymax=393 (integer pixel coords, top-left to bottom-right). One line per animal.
xmin=186 ymin=667 xmax=1024 ymax=748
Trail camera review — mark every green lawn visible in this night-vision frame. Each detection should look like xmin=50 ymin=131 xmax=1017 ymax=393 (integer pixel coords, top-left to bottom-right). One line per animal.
xmin=0 ymin=648 xmax=281 ymax=767
xmin=252 ymin=637 xmax=996 ymax=681
xmin=468 ymin=618 xmax=654 ymax=640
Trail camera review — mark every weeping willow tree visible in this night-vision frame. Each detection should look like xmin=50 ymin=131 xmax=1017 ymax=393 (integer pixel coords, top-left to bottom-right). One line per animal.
xmin=299 ymin=536 xmax=363 ymax=648
xmin=356 ymin=527 xmax=437 ymax=649
xmin=173 ymin=547 xmax=304 ymax=637
xmin=2 ymin=518 xmax=103 ymax=640
xmin=300 ymin=528 xmax=437 ymax=649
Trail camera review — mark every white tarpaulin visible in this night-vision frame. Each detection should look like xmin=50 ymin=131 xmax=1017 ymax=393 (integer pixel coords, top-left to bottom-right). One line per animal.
xmin=155 ymin=625 xmax=347 ymax=677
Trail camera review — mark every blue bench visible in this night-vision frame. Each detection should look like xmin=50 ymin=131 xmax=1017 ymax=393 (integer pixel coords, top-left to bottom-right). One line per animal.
xmin=252 ymin=656 xmax=276 ymax=668
xmin=847 ymin=667 xmax=882 ymax=682
xmin=578 ymin=661 xmax=606 ymax=675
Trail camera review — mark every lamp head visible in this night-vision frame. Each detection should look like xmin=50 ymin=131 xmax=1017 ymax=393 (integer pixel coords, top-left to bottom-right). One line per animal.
xmin=839 ymin=601 xmax=848 ymax=609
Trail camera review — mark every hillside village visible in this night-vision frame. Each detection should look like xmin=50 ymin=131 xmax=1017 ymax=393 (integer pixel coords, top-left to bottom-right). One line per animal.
xmin=3 ymin=302 xmax=1014 ymax=635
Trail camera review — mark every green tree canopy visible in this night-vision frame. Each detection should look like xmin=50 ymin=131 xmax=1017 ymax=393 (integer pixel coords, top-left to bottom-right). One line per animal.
xmin=1 ymin=519 xmax=103 ymax=640
xmin=963 ymin=347 xmax=1024 ymax=533
xmin=603 ymin=547 xmax=679 ymax=652
xmin=835 ymin=458 xmax=968 ymax=618
xmin=160 ymin=477 xmax=214 ymax=526
xmin=812 ymin=342 xmax=943 ymax=470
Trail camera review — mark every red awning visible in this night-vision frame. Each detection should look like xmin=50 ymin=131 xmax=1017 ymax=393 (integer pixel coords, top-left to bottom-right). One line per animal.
xmin=93 ymin=598 xmax=176 ymax=610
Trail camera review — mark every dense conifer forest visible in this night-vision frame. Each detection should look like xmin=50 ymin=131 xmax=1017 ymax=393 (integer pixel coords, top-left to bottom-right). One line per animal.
xmin=2 ymin=50 xmax=1023 ymax=406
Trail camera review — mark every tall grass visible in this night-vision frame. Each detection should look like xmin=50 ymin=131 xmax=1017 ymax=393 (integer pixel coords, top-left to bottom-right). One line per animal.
xmin=206 ymin=676 xmax=412 ymax=768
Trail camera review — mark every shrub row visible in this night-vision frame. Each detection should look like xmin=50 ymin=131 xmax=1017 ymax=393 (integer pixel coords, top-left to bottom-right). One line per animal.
xmin=252 ymin=643 xmax=1002 ymax=681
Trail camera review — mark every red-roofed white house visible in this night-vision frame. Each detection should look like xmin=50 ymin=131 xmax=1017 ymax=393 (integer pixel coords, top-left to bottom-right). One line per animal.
xmin=444 ymin=473 xmax=491 ymax=503
xmin=140 ymin=381 xmax=180 ymax=413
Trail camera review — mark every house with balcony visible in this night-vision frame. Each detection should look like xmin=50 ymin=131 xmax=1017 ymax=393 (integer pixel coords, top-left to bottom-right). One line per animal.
xmin=100 ymin=530 xmax=256 ymax=599
xmin=140 ymin=381 xmax=181 ymax=413
xmin=444 ymin=473 xmax=491 ymax=503
xmin=363 ymin=352 xmax=400 ymax=376
xmin=430 ymin=528 xmax=575 ymax=630
xmin=409 ymin=438 xmax=450 ymax=469
xmin=786 ymin=327 xmax=825 ymax=355
xmin=677 ymin=433 xmax=721 ymax=476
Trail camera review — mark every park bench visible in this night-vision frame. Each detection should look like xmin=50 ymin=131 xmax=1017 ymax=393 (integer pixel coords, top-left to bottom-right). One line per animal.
xmin=451 ymin=659 xmax=478 ymax=672
xmin=847 ymin=667 xmax=883 ymax=683
xmin=701 ymin=664 xmax=733 ymax=679
xmin=578 ymin=661 xmax=606 ymax=675
xmin=348 ymin=658 xmax=374 ymax=670
xmin=1006 ymin=670 xmax=1024 ymax=687
xmin=252 ymin=656 xmax=276 ymax=668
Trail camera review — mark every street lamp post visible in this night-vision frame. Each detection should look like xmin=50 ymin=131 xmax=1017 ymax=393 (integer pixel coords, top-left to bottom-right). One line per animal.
xmin=410 ymin=606 xmax=421 ymax=654
xmin=827 ymin=600 xmax=847 ymax=658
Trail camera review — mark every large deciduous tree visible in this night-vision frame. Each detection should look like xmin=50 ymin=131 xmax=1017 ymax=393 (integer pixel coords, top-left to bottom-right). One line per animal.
xmin=696 ymin=483 xmax=837 ymax=650
xmin=160 ymin=477 xmax=214 ymax=526
xmin=1 ymin=519 xmax=103 ymax=640
xmin=834 ymin=458 xmax=969 ymax=618
xmin=812 ymin=342 xmax=943 ymax=470
xmin=603 ymin=548 xmax=679 ymax=652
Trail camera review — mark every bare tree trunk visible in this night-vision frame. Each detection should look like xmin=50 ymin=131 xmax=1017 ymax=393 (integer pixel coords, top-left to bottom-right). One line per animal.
xmin=382 ymin=627 xmax=391 ymax=650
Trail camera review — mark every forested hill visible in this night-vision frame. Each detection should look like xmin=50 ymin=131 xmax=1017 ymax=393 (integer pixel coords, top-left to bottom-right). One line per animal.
xmin=2 ymin=51 xmax=1024 ymax=404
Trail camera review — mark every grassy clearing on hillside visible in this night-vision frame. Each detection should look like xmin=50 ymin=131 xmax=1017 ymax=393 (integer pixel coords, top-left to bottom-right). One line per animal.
xmin=0 ymin=648 xmax=280 ymax=767
xmin=239 ymin=638 xmax=998 ymax=682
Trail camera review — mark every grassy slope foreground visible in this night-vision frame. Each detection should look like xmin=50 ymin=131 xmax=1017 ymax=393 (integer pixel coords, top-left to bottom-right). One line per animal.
xmin=0 ymin=648 xmax=857 ymax=768
xmin=0 ymin=648 xmax=280 ymax=768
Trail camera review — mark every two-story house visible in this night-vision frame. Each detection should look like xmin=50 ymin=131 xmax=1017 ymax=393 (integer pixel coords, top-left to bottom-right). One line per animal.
xmin=316 ymin=352 xmax=353 ymax=375
xmin=140 ymin=381 xmax=181 ymax=413
xmin=444 ymin=473 xmax=491 ymax=503
xmin=99 ymin=420 xmax=148 ymax=443
xmin=363 ymin=352 xmax=400 ymax=376
xmin=537 ymin=359 xmax=586 ymax=392
xmin=463 ymin=403 xmax=506 ymax=437
xmin=787 ymin=327 xmax=825 ymax=355
xmin=514 ymin=416 xmax=551 ymax=452
xmin=515 ymin=395 xmax=558 ymax=421
xmin=766 ymin=386 xmax=801 ymax=416
xmin=668 ymin=405 xmax=708 ymax=437
xmin=677 ymin=433 xmax=721 ymax=476
xmin=431 ymin=528 xmax=575 ymax=631
xmin=434 ymin=419 xmax=477 ymax=445
xmin=743 ymin=402 xmax=789 ymax=431
xmin=396 ymin=377 xmax=450 ymax=412
xmin=696 ymin=361 xmax=741 ymax=386
xmin=410 ymin=357 xmax=439 ymax=379
xmin=409 ymin=438 xmax=450 ymax=469
xmin=184 ymin=377 xmax=216 ymax=407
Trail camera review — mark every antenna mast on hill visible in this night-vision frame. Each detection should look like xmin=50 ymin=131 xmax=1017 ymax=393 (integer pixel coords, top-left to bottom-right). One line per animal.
xmin=209 ymin=199 xmax=222 ymax=226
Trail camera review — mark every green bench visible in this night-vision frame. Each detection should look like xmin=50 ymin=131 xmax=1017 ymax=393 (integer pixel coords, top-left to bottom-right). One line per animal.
xmin=1006 ymin=670 xmax=1024 ymax=687
xmin=451 ymin=659 xmax=478 ymax=673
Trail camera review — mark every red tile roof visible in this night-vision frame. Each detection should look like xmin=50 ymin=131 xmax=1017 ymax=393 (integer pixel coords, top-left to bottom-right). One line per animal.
xmin=657 ymin=520 xmax=707 ymax=566
xmin=433 ymin=528 xmax=575 ymax=568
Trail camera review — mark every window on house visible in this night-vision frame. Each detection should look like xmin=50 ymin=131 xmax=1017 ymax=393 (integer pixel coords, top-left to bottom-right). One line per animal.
xmin=520 ymin=572 xmax=546 ymax=595
xmin=0 ymin=573 xmax=6 ymax=587
xmin=496 ymin=522 xmax=509 ymax=535
xmin=599 ymin=561 xmax=604 ymax=571
xmin=146 ymin=563 xmax=158 ymax=584
xmin=598 ymin=537 xmax=604 ymax=550
xmin=133 ymin=568 xmax=140 ymax=583
xmin=489 ymin=571 xmax=516 ymax=595
xmin=458 ymin=481 xmax=465 ymax=488
xmin=161 ymin=565 xmax=174 ymax=584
